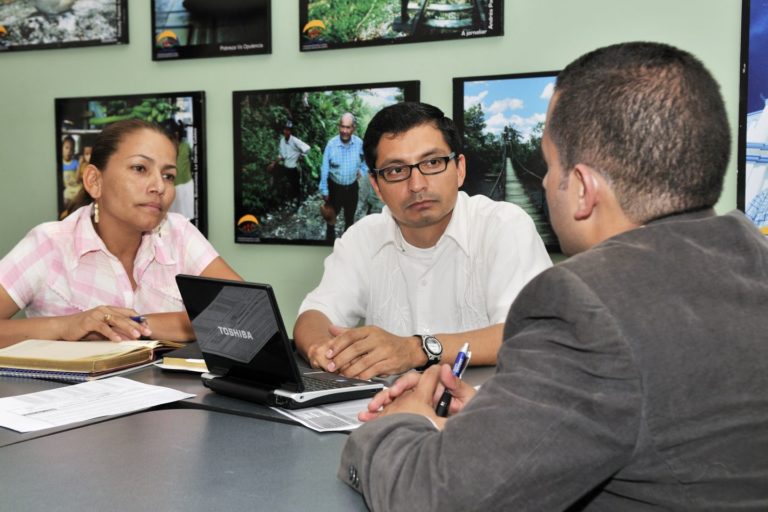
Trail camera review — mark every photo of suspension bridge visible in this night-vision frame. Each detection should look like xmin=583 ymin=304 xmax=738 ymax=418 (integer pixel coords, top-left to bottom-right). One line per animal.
xmin=458 ymin=72 xmax=559 ymax=250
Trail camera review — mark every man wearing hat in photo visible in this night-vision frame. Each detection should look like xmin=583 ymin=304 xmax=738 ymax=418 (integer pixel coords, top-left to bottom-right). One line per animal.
xmin=276 ymin=120 xmax=310 ymax=210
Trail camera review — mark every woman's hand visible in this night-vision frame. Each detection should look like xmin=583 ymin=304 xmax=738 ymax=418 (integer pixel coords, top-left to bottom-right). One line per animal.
xmin=60 ymin=306 xmax=153 ymax=342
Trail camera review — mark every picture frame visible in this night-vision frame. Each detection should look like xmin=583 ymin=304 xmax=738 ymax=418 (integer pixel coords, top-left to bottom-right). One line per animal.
xmin=0 ymin=0 xmax=127 ymax=53
xmin=299 ymin=0 xmax=502 ymax=52
xmin=738 ymin=0 xmax=768 ymax=235
xmin=233 ymin=80 xmax=420 ymax=245
xmin=453 ymin=70 xmax=561 ymax=251
xmin=152 ymin=0 xmax=271 ymax=61
xmin=55 ymin=91 xmax=208 ymax=236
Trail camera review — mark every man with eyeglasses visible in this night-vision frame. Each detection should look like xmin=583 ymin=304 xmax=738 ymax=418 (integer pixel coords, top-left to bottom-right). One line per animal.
xmin=319 ymin=112 xmax=367 ymax=241
xmin=294 ymin=101 xmax=551 ymax=379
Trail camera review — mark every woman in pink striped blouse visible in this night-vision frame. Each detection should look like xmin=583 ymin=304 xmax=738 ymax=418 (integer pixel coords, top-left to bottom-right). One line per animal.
xmin=0 ymin=120 xmax=241 ymax=348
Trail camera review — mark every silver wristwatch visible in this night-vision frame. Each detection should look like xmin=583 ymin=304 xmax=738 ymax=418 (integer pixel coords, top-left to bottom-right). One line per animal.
xmin=415 ymin=334 xmax=442 ymax=371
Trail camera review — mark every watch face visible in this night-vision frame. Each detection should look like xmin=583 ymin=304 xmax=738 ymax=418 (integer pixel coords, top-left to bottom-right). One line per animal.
xmin=425 ymin=336 xmax=442 ymax=355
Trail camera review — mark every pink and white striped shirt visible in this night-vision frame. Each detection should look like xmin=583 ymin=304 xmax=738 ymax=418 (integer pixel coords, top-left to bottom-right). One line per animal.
xmin=0 ymin=204 xmax=218 ymax=317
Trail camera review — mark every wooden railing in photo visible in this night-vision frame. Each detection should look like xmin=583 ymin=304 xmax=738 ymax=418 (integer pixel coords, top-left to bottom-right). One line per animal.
xmin=394 ymin=0 xmax=486 ymax=35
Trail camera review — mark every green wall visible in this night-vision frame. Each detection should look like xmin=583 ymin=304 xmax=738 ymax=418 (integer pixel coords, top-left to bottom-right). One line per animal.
xmin=0 ymin=1 xmax=742 ymax=331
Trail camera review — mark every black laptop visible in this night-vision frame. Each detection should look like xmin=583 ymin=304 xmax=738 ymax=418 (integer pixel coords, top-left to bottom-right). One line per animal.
xmin=175 ymin=275 xmax=383 ymax=409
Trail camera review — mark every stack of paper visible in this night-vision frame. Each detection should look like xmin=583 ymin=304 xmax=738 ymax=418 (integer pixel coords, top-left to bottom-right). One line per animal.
xmin=0 ymin=377 xmax=194 ymax=432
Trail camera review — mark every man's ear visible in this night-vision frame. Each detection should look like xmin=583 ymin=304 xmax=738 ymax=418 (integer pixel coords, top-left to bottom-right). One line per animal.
xmin=82 ymin=164 xmax=103 ymax=199
xmin=369 ymin=174 xmax=384 ymax=201
xmin=455 ymin=153 xmax=466 ymax=188
xmin=572 ymin=164 xmax=600 ymax=221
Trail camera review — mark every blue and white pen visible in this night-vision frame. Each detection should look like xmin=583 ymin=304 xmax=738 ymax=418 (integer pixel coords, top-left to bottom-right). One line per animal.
xmin=130 ymin=315 xmax=152 ymax=340
xmin=435 ymin=342 xmax=471 ymax=417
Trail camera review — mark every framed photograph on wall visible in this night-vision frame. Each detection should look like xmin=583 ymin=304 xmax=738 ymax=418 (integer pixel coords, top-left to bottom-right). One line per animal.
xmin=152 ymin=0 xmax=271 ymax=60
xmin=300 ymin=0 xmax=502 ymax=52
xmin=55 ymin=91 xmax=208 ymax=236
xmin=233 ymin=80 xmax=420 ymax=245
xmin=453 ymin=71 xmax=560 ymax=251
xmin=0 ymin=0 xmax=127 ymax=52
xmin=738 ymin=0 xmax=768 ymax=236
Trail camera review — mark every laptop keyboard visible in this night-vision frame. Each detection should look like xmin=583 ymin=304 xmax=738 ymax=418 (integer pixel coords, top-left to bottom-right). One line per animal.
xmin=301 ymin=374 xmax=353 ymax=391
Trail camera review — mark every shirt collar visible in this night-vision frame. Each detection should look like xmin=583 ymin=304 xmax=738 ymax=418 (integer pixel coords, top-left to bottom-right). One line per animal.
xmin=71 ymin=203 xmax=176 ymax=266
xmin=72 ymin=203 xmax=107 ymax=258
xmin=143 ymin=220 xmax=177 ymax=266
xmin=334 ymin=135 xmax=358 ymax=148
xmin=373 ymin=191 xmax=471 ymax=257
xmin=643 ymin=207 xmax=716 ymax=226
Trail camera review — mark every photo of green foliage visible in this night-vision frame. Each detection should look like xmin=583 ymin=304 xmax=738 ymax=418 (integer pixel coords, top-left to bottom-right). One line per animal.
xmin=454 ymin=72 xmax=560 ymax=250
xmin=233 ymin=81 xmax=419 ymax=245
xmin=300 ymin=0 xmax=502 ymax=51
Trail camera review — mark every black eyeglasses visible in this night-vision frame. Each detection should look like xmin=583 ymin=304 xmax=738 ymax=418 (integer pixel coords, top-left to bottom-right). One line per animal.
xmin=373 ymin=152 xmax=457 ymax=183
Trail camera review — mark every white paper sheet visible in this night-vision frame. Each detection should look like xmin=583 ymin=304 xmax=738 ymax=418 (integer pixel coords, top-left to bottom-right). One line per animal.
xmin=0 ymin=377 xmax=194 ymax=432
xmin=271 ymin=384 xmax=484 ymax=432
xmin=271 ymin=398 xmax=371 ymax=432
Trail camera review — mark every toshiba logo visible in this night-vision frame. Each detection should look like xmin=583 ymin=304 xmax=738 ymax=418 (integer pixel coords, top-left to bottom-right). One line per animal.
xmin=217 ymin=326 xmax=254 ymax=340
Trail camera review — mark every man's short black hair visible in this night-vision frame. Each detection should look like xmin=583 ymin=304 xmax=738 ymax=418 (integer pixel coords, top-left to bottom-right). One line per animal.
xmin=363 ymin=101 xmax=462 ymax=171
xmin=550 ymin=41 xmax=730 ymax=223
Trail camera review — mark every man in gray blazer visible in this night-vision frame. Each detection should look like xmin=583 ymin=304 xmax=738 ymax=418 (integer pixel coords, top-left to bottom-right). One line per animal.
xmin=338 ymin=41 xmax=768 ymax=510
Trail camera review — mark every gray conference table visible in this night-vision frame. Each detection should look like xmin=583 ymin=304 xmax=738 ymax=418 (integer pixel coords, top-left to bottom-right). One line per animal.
xmin=0 ymin=408 xmax=367 ymax=511
xmin=0 ymin=358 xmax=496 ymax=447
xmin=0 ymin=364 xmax=495 ymax=510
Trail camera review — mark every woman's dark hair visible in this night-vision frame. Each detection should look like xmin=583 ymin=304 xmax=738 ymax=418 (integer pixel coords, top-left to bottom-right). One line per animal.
xmin=66 ymin=119 xmax=177 ymax=214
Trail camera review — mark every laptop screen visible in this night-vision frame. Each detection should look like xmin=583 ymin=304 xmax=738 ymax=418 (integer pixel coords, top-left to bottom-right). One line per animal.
xmin=175 ymin=275 xmax=303 ymax=391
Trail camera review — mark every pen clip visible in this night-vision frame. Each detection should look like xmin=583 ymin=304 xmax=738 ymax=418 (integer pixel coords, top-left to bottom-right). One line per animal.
xmin=457 ymin=350 xmax=471 ymax=378
xmin=452 ymin=343 xmax=471 ymax=378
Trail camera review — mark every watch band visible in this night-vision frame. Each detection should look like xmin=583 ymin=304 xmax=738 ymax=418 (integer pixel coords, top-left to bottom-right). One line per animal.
xmin=415 ymin=334 xmax=442 ymax=371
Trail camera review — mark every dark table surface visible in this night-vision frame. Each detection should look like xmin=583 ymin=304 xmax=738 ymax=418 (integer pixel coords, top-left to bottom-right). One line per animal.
xmin=0 ymin=408 xmax=368 ymax=511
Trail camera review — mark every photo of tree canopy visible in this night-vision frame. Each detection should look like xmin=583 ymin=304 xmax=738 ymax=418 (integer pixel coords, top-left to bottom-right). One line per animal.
xmin=300 ymin=0 xmax=502 ymax=51
xmin=455 ymin=72 xmax=560 ymax=250
xmin=233 ymin=81 xmax=419 ymax=245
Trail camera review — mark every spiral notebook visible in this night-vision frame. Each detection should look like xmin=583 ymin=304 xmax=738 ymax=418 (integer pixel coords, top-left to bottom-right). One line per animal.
xmin=0 ymin=339 xmax=178 ymax=382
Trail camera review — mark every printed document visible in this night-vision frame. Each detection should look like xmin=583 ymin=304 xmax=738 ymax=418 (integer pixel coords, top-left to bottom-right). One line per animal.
xmin=271 ymin=398 xmax=371 ymax=432
xmin=0 ymin=377 xmax=194 ymax=433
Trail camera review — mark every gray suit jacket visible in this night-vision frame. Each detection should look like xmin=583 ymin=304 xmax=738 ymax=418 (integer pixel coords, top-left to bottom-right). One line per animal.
xmin=339 ymin=209 xmax=768 ymax=511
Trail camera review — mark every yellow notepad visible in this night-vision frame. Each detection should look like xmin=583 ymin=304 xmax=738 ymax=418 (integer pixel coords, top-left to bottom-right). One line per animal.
xmin=153 ymin=342 xmax=207 ymax=373
xmin=159 ymin=356 xmax=208 ymax=372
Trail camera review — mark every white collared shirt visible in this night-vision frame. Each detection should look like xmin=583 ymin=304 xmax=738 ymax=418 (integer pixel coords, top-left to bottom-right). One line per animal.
xmin=279 ymin=135 xmax=310 ymax=169
xmin=298 ymin=192 xmax=552 ymax=335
